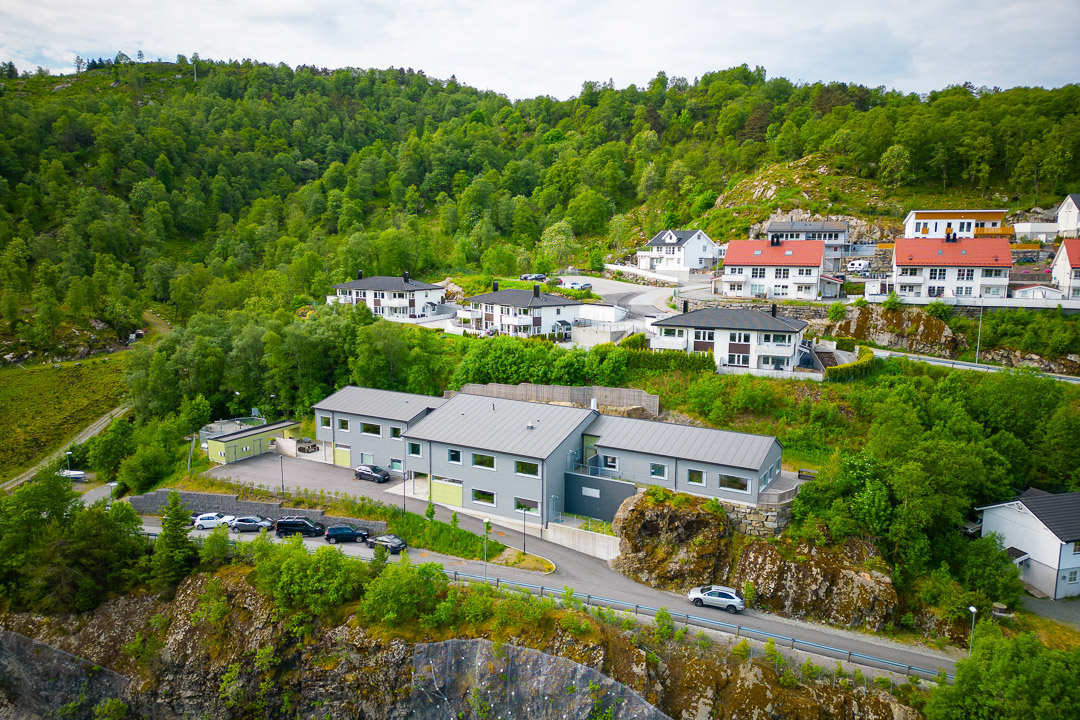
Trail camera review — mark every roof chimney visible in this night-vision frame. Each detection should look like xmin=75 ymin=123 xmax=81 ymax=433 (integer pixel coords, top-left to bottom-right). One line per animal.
xmin=590 ymin=398 xmax=598 ymax=410
xmin=770 ymin=236 xmax=780 ymax=247
xmin=771 ymin=303 xmax=777 ymax=317
xmin=683 ymin=300 xmax=688 ymax=313
xmin=357 ymin=269 xmax=363 ymax=280
xmin=533 ymin=284 xmax=540 ymax=298
xmin=492 ymin=280 xmax=499 ymax=292
xmin=403 ymin=270 xmax=410 ymax=284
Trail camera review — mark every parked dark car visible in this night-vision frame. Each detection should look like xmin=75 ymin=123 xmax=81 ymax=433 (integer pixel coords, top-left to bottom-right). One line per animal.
xmin=325 ymin=525 xmax=369 ymax=544
xmin=229 ymin=515 xmax=274 ymax=533
xmin=367 ymin=533 xmax=408 ymax=554
xmin=354 ymin=464 xmax=391 ymax=483
xmin=275 ymin=516 xmax=326 ymax=538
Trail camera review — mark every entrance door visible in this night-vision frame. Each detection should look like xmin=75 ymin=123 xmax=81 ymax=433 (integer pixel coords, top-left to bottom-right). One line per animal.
xmin=333 ymin=444 xmax=351 ymax=467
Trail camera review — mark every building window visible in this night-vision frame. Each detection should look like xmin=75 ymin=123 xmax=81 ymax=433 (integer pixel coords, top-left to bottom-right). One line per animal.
xmin=798 ymin=268 xmax=813 ymax=276
xmin=662 ymin=327 xmax=684 ymax=337
xmin=408 ymin=442 xmax=421 ymax=457
xmin=389 ymin=458 xmax=402 ymax=471
xmin=983 ymin=269 xmax=1003 ymax=278
xmin=958 ymin=268 xmax=974 ymax=281
xmin=320 ymin=416 xmax=331 ymax=428
xmin=1069 ymin=570 xmax=1079 ymax=584
xmin=687 ymin=469 xmax=705 ymax=486
xmin=390 ymin=426 xmax=402 ymax=440
xmin=775 ymin=268 xmax=789 ymax=279
xmin=729 ymin=332 xmax=750 ymax=343
xmin=728 ymin=353 xmax=749 ymax=366
xmin=601 ymin=455 xmax=619 ymax=471
xmin=718 ymin=474 xmax=748 ymax=491
xmin=729 ymin=283 xmax=743 ymax=292
xmin=727 ymin=266 xmax=742 ymax=275
xmin=360 ymin=452 xmax=374 ymax=464
xmin=514 ymin=497 xmax=539 ymax=514
xmin=472 ymin=453 xmax=496 ymax=470
xmin=694 ymin=330 xmax=714 ymax=341
xmin=650 ymin=463 xmax=667 ymax=480
xmin=338 ymin=418 xmax=350 ymax=432
xmin=361 ymin=422 xmax=380 ymax=436
xmin=751 ymin=267 xmax=766 ymax=279
xmin=929 ymin=268 xmax=947 ymax=281
xmin=900 ymin=268 xmax=921 ymax=276
xmin=1073 ymin=541 xmax=1080 ymax=555
xmin=472 ymin=489 xmax=497 ymax=506
xmin=448 ymin=449 xmax=462 ymax=464
xmin=515 ymin=460 xmax=540 ymax=477
xmin=957 ymin=286 xmax=972 ymax=296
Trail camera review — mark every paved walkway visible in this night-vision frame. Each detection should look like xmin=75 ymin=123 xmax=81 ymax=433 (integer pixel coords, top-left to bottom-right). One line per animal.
xmin=1021 ymin=595 xmax=1080 ymax=630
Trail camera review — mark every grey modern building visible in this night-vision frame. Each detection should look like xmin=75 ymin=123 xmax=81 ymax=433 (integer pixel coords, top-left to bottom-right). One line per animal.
xmin=404 ymin=393 xmax=597 ymax=524
xmin=312 ymin=387 xmax=446 ymax=473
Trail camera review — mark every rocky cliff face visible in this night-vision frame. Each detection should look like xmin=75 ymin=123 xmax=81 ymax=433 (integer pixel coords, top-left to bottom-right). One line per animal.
xmin=809 ymin=305 xmax=967 ymax=357
xmin=612 ymin=493 xmax=898 ymax=631
xmin=0 ymin=568 xmax=919 ymax=720
xmin=979 ymin=347 xmax=1080 ymax=375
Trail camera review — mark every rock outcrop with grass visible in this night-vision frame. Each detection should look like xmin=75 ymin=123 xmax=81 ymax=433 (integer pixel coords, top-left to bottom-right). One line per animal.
xmin=613 ymin=491 xmax=899 ymax=631
xmin=810 ymin=305 xmax=966 ymax=357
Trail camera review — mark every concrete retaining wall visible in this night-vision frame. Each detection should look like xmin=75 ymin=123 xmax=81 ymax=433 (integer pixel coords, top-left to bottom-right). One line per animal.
xmin=125 ymin=489 xmax=387 ymax=535
xmin=545 ymin=523 xmax=621 ymax=561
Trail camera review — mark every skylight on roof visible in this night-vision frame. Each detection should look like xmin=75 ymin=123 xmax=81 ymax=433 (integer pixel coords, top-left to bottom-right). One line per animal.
xmin=754 ymin=250 xmax=762 ymax=255
xmin=961 ymin=250 xmax=967 ymax=255
xmin=938 ymin=250 xmax=943 ymax=255
xmin=785 ymin=250 xmax=793 ymax=255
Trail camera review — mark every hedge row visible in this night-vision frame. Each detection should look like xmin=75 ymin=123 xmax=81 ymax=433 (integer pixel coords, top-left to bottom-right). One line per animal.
xmin=835 ymin=336 xmax=857 ymax=352
xmin=625 ymin=348 xmax=716 ymax=373
xmin=824 ymin=345 xmax=877 ymax=382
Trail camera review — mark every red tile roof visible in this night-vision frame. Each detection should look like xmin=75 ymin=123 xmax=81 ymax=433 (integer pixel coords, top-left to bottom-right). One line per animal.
xmin=1060 ymin=238 xmax=1080 ymax=269
xmin=893 ymin=237 xmax=1012 ymax=267
xmin=723 ymin=240 xmax=825 ymax=267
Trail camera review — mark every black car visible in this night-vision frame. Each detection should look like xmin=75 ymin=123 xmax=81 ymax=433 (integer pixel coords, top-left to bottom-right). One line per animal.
xmin=229 ymin=515 xmax=274 ymax=533
xmin=275 ymin=516 xmax=326 ymax=538
xmin=354 ymin=464 xmax=391 ymax=483
xmin=325 ymin=525 xmax=369 ymax=544
xmin=367 ymin=533 xmax=408 ymax=554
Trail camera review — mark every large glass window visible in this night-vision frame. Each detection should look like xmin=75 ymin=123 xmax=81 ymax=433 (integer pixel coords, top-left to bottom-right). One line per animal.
xmin=515 ymin=460 xmax=539 ymax=477
xmin=338 ymin=418 xmax=350 ymax=431
xmin=408 ymin=442 xmax=421 ymax=457
xmin=718 ymin=474 xmax=749 ymax=491
xmin=650 ymin=463 xmax=667 ymax=480
xmin=472 ymin=489 xmax=496 ymax=506
xmin=602 ymin=455 xmax=618 ymax=470
xmin=390 ymin=426 xmax=402 ymax=439
xmin=514 ymin=497 xmax=539 ymax=514
xmin=389 ymin=458 xmax=402 ymax=471
xmin=448 ymin=449 xmax=462 ymax=464
xmin=472 ymin=453 xmax=496 ymax=470
xmin=687 ymin=469 xmax=705 ymax=485
xmin=320 ymin=416 xmax=331 ymax=428
xmin=361 ymin=422 xmax=380 ymax=436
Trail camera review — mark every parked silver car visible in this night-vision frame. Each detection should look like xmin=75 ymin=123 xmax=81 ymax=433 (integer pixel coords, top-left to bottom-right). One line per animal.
xmin=687 ymin=585 xmax=745 ymax=614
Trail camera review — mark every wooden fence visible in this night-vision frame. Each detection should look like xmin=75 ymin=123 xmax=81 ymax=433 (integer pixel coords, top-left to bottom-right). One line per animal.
xmin=453 ymin=383 xmax=660 ymax=416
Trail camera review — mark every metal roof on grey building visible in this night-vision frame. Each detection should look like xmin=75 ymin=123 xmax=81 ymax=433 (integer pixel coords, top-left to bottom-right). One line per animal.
xmin=766 ymin=221 xmax=848 ymax=233
xmin=312 ymin=386 xmax=446 ymax=422
xmin=464 ymin=288 xmax=583 ymax=308
xmin=331 ymin=276 xmax=444 ymax=292
xmin=585 ymin=414 xmax=779 ymax=471
xmin=653 ymin=307 xmax=807 ymax=332
xmin=645 ymin=229 xmax=705 ymax=247
xmin=211 ymin=420 xmax=300 ymax=442
xmin=403 ymin=393 xmax=595 ymax=459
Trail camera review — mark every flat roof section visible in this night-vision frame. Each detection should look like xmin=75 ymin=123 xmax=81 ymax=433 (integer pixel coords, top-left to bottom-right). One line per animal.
xmin=211 ymin=420 xmax=300 ymax=443
xmin=312 ymin=386 xmax=447 ymax=422
xmin=404 ymin=392 xmax=596 ymax=459
xmin=585 ymin=414 xmax=779 ymax=471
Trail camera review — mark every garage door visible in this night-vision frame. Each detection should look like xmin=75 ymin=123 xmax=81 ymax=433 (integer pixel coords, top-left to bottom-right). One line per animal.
xmin=333 ymin=444 xmax=351 ymax=467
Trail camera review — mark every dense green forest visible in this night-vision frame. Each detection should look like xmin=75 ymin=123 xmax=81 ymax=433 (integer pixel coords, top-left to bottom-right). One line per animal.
xmin=1 ymin=55 xmax=1078 ymax=356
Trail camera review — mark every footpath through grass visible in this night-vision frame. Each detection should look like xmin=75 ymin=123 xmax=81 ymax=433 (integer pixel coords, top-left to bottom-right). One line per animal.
xmin=0 ymin=357 xmax=127 ymax=483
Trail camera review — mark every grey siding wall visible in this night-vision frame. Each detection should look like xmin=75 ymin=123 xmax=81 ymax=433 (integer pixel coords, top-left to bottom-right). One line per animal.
xmin=315 ymin=409 xmax=423 ymax=473
xmin=544 ymin=414 xmax=600 ymax=521
xmin=590 ymin=442 xmax=783 ymax=506
xmin=417 ymin=441 xmax=544 ymax=523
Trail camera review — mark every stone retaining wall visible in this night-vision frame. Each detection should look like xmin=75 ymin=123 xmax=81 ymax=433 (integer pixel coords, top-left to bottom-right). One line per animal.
xmin=720 ymin=500 xmax=793 ymax=538
xmin=125 ymin=489 xmax=387 ymax=534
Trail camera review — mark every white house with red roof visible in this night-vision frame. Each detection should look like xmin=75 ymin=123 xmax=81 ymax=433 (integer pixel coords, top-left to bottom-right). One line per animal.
xmin=714 ymin=239 xmax=841 ymax=299
xmin=891 ymin=236 xmax=1012 ymax=299
xmin=1051 ymin=238 xmax=1080 ymax=299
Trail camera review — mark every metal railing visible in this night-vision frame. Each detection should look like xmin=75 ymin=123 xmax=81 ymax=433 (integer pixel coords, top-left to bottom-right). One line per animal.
xmin=444 ymin=570 xmax=955 ymax=683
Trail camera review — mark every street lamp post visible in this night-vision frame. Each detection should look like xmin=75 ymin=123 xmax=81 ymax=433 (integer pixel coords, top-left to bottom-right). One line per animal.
xmin=522 ymin=508 xmax=527 ymax=554
xmin=975 ymin=296 xmax=984 ymax=364
xmin=66 ymin=451 xmax=72 ymax=472
xmin=968 ymin=605 xmax=978 ymax=656
xmin=483 ymin=518 xmax=490 ymax=583
xmin=279 ymin=454 xmax=284 ymax=494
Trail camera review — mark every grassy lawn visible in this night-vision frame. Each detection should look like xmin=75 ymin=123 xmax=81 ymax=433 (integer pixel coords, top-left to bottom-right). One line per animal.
xmin=0 ymin=357 xmax=128 ymax=483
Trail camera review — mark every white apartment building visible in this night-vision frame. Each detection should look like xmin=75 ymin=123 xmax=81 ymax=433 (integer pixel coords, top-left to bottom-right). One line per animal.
xmin=1051 ymin=238 xmax=1080 ymax=299
xmin=1058 ymin=195 xmax=1080 ymax=238
xmin=650 ymin=306 xmax=809 ymax=371
xmin=891 ymin=236 xmax=1012 ymax=299
xmin=902 ymin=209 xmax=1008 ymax=239
xmin=328 ymin=271 xmax=446 ymax=319
xmin=714 ymin=239 xmax=841 ymax=300
xmin=458 ymin=283 xmax=583 ymax=338
xmin=637 ymin=229 xmax=721 ymax=272
xmin=764 ymin=220 xmax=849 ymax=271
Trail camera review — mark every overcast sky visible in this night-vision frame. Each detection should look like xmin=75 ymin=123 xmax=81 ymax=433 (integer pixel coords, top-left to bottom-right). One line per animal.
xmin=1 ymin=0 xmax=1077 ymax=100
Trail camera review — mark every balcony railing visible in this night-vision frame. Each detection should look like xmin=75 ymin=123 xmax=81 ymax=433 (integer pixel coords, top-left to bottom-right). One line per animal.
xmin=974 ymin=226 xmax=1013 ymax=236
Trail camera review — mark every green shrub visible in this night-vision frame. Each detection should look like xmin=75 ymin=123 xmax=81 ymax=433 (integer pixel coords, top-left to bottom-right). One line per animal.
xmin=828 ymin=303 xmax=847 ymax=323
xmin=619 ymin=332 xmax=649 ymax=350
xmin=835 ymin=336 xmax=856 ymax=352
xmin=653 ymin=607 xmax=675 ymax=642
xmin=925 ymin=301 xmax=953 ymax=321
xmin=852 ymin=297 xmax=869 ymax=308
xmin=731 ymin=638 xmax=751 ymax=660
xmin=359 ymin=554 xmax=447 ymax=626
xmin=881 ymin=292 xmax=904 ymax=312
xmin=824 ymin=345 xmax=877 ymax=382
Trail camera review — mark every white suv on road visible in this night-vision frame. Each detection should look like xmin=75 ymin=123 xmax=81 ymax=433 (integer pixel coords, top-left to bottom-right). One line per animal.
xmin=193 ymin=512 xmax=236 ymax=530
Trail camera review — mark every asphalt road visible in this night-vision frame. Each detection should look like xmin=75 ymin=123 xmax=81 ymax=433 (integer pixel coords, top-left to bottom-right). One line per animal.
xmin=210 ymin=454 xmax=959 ymax=678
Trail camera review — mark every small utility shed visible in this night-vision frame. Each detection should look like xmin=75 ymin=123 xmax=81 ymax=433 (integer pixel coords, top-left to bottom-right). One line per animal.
xmin=404 ymin=393 xmax=597 ymax=526
xmin=207 ymin=420 xmax=301 ymax=465
xmin=580 ymin=415 xmax=783 ymax=507
xmin=313 ymin=387 xmax=446 ymax=471
xmin=979 ymin=489 xmax=1080 ymax=600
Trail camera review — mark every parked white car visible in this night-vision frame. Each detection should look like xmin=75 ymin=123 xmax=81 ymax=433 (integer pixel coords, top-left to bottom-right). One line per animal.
xmin=193 ymin=512 xmax=236 ymax=530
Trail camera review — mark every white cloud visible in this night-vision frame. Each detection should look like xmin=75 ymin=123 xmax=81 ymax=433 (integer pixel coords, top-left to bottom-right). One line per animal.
xmin=0 ymin=0 xmax=1076 ymax=98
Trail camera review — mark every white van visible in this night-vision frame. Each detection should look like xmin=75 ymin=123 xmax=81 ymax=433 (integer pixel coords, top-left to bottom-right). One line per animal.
xmin=846 ymin=259 xmax=870 ymax=273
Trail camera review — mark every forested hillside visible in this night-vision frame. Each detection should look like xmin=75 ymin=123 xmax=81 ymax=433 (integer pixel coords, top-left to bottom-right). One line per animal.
xmin=1 ymin=57 xmax=1078 ymax=356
